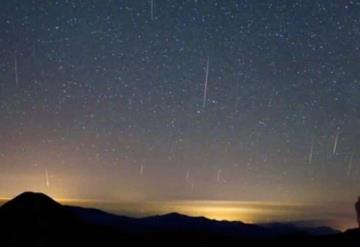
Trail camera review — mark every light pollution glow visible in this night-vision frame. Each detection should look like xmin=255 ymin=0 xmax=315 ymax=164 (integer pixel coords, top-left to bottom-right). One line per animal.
xmin=1 ymin=195 xmax=354 ymax=231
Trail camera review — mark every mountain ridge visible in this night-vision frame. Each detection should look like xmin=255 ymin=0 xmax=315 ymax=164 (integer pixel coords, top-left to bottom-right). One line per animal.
xmin=0 ymin=191 xmax=359 ymax=247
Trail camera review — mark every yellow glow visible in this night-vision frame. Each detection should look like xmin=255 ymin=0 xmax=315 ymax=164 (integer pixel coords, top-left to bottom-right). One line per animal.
xmin=0 ymin=196 xmax=353 ymax=230
xmin=0 ymin=197 xmax=12 ymax=201
xmin=57 ymin=198 xmax=104 ymax=203
xmin=117 ymin=200 xmax=312 ymax=224
xmin=168 ymin=205 xmax=260 ymax=222
xmin=167 ymin=200 xmax=307 ymax=206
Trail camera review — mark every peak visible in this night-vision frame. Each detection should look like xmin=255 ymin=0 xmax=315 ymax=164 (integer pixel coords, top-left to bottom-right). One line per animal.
xmin=158 ymin=212 xmax=197 ymax=220
xmin=0 ymin=192 xmax=85 ymax=245
xmin=144 ymin=212 xmax=190 ymax=221
xmin=156 ymin=212 xmax=208 ymax=221
xmin=1 ymin=191 xmax=60 ymax=210
xmin=13 ymin=191 xmax=57 ymax=202
xmin=163 ymin=212 xmax=186 ymax=217
xmin=16 ymin=191 xmax=52 ymax=199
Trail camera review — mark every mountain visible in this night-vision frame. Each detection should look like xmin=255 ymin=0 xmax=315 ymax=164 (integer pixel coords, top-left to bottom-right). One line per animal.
xmin=66 ymin=206 xmax=339 ymax=237
xmin=0 ymin=192 xmax=358 ymax=247
xmin=0 ymin=192 xmax=94 ymax=246
xmin=261 ymin=222 xmax=339 ymax=236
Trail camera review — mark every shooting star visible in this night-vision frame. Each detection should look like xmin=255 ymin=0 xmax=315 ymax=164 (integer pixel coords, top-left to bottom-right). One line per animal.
xmin=150 ymin=0 xmax=154 ymax=20
xmin=333 ymin=132 xmax=341 ymax=154
xmin=216 ymin=169 xmax=222 ymax=183
xmin=14 ymin=52 xmax=19 ymax=86
xmin=45 ymin=168 xmax=50 ymax=187
xmin=140 ymin=164 xmax=144 ymax=176
xmin=185 ymin=169 xmax=190 ymax=182
xmin=347 ymin=153 xmax=354 ymax=177
xmin=308 ymin=138 xmax=315 ymax=164
xmin=263 ymin=153 xmax=269 ymax=163
xmin=202 ymin=56 xmax=210 ymax=109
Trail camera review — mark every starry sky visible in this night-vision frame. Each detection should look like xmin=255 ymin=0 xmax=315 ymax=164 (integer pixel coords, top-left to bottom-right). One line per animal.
xmin=0 ymin=0 xmax=359 ymax=227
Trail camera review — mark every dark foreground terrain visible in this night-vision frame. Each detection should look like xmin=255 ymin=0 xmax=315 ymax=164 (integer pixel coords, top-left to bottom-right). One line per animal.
xmin=0 ymin=192 xmax=359 ymax=246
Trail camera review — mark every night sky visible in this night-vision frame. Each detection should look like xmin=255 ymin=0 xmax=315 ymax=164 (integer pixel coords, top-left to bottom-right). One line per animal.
xmin=0 ymin=0 xmax=359 ymax=228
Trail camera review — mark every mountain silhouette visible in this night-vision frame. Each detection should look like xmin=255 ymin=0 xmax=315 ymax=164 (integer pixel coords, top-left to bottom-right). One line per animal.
xmin=0 ymin=192 xmax=359 ymax=247
xmin=261 ymin=222 xmax=339 ymax=236
xmin=0 ymin=192 xmax=92 ymax=246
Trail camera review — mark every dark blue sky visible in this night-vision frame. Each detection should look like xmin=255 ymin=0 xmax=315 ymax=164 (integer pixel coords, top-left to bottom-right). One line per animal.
xmin=0 ymin=0 xmax=359 ymax=217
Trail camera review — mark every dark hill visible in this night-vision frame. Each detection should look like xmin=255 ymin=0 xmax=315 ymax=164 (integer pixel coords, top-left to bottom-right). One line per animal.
xmin=0 ymin=192 xmax=93 ymax=246
xmin=0 ymin=192 xmax=359 ymax=247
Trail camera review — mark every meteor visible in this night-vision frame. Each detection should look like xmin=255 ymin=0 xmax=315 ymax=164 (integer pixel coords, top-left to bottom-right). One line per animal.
xmin=140 ymin=164 xmax=144 ymax=176
xmin=347 ymin=153 xmax=354 ymax=177
xmin=332 ymin=132 xmax=341 ymax=154
xmin=45 ymin=168 xmax=50 ymax=187
xmin=185 ymin=169 xmax=190 ymax=182
xmin=308 ymin=138 xmax=315 ymax=164
xmin=150 ymin=0 xmax=154 ymax=20
xmin=14 ymin=52 xmax=19 ymax=86
xmin=216 ymin=169 xmax=222 ymax=183
xmin=202 ymin=56 xmax=210 ymax=109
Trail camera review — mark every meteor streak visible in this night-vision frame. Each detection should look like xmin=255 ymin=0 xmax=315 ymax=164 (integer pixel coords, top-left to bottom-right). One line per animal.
xmin=140 ymin=164 xmax=144 ymax=176
xmin=347 ymin=153 xmax=354 ymax=177
xmin=216 ymin=169 xmax=222 ymax=183
xmin=333 ymin=132 xmax=341 ymax=154
xmin=308 ymin=138 xmax=315 ymax=164
xmin=14 ymin=52 xmax=18 ymax=86
xmin=45 ymin=168 xmax=50 ymax=187
xmin=150 ymin=0 xmax=154 ymax=20
xmin=202 ymin=56 xmax=210 ymax=109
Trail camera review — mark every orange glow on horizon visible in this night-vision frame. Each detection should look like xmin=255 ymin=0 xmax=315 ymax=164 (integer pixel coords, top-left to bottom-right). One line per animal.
xmin=0 ymin=195 xmax=355 ymax=231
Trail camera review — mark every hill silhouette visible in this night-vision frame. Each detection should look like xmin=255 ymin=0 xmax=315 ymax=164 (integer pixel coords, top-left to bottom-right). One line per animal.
xmin=0 ymin=192 xmax=95 ymax=246
xmin=0 ymin=192 xmax=359 ymax=246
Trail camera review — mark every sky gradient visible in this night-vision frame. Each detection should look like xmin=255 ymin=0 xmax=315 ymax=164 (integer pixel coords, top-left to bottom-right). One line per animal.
xmin=0 ymin=0 xmax=359 ymax=229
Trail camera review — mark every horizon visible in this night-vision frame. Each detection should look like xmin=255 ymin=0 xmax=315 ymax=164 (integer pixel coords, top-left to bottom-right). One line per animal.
xmin=0 ymin=191 xmax=356 ymax=231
